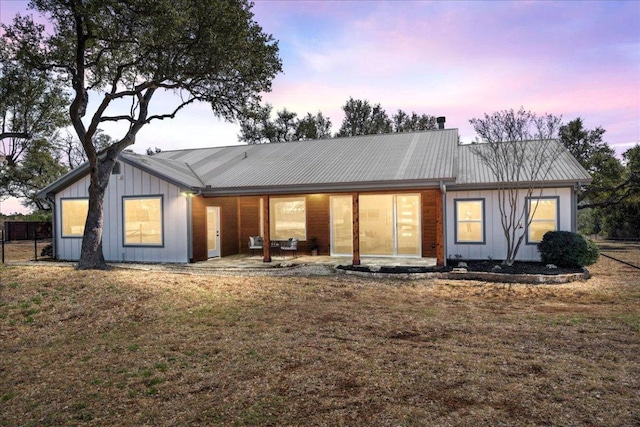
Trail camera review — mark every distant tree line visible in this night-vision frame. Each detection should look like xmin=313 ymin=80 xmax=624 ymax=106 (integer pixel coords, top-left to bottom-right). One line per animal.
xmin=238 ymin=97 xmax=438 ymax=144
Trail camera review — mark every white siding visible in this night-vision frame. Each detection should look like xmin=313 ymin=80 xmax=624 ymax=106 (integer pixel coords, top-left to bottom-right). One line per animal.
xmin=54 ymin=163 xmax=189 ymax=263
xmin=445 ymin=187 xmax=574 ymax=262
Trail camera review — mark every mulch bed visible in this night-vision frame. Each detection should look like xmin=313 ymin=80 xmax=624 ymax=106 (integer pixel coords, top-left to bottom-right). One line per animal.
xmin=338 ymin=260 xmax=584 ymax=276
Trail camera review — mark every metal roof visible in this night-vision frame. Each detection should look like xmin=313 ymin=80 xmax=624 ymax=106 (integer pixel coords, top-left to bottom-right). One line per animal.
xmin=145 ymin=129 xmax=459 ymax=192
xmin=454 ymin=139 xmax=592 ymax=187
xmin=37 ymin=129 xmax=593 ymax=198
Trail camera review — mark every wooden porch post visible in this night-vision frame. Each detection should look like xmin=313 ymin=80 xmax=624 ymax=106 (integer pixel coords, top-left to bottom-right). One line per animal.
xmin=352 ymin=192 xmax=360 ymax=265
xmin=262 ymin=195 xmax=271 ymax=262
xmin=435 ymin=188 xmax=445 ymax=266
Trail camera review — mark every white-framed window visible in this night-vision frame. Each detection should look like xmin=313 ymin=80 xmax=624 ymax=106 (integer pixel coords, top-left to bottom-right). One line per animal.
xmin=527 ymin=197 xmax=558 ymax=243
xmin=123 ymin=196 xmax=164 ymax=246
xmin=61 ymin=198 xmax=89 ymax=237
xmin=455 ymin=199 xmax=485 ymax=244
xmin=269 ymin=197 xmax=306 ymax=241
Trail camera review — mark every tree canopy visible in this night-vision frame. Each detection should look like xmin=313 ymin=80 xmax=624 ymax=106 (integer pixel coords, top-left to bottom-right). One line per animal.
xmin=1 ymin=34 xmax=68 ymax=207
xmin=1 ymin=0 xmax=282 ymax=269
xmin=559 ymin=117 xmax=639 ymax=210
xmin=239 ymin=104 xmax=332 ymax=144
xmin=336 ymin=98 xmax=392 ymax=137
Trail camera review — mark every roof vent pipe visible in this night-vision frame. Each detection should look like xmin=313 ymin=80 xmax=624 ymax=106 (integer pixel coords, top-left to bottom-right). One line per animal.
xmin=437 ymin=116 xmax=446 ymax=129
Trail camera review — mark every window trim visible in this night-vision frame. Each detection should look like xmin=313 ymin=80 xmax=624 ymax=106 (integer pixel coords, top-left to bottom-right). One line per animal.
xmin=122 ymin=195 xmax=165 ymax=247
xmin=269 ymin=196 xmax=307 ymax=241
xmin=526 ymin=196 xmax=559 ymax=244
xmin=454 ymin=198 xmax=486 ymax=244
xmin=60 ymin=197 xmax=89 ymax=238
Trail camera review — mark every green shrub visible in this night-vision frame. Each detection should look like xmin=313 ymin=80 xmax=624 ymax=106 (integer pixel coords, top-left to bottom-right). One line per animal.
xmin=537 ymin=231 xmax=600 ymax=267
xmin=40 ymin=244 xmax=53 ymax=258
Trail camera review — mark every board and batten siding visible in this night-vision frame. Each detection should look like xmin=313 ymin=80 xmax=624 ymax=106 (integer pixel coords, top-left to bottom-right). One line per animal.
xmin=54 ymin=162 xmax=189 ymax=263
xmin=445 ymin=187 xmax=574 ymax=262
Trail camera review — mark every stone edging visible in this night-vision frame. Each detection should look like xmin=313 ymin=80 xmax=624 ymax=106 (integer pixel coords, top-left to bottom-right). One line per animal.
xmin=335 ymin=267 xmax=590 ymax=284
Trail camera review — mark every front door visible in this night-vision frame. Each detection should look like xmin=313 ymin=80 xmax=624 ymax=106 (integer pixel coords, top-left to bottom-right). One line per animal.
xmin=207 ymin=206 xmax=221 ymax=258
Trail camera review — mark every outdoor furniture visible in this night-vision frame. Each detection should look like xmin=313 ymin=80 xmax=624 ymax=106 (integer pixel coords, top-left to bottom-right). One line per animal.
xmin=249 ymin=236 xmax=263 ymax=255
xmin=280 ymin=238 xmax=298 ymax=258
xmin=269 ymin=240 xmax=282 ymax=255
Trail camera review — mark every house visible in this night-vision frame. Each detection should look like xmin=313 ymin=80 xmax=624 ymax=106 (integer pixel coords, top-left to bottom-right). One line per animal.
xmin=36 ymin=128 xmax=592 ymax=265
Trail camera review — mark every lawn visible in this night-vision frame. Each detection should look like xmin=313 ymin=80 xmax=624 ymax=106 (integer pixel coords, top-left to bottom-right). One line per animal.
xmin=1 ymin=256 xmax=638 ymax=426
xmin=595 ymin=240 xmax=640 ymax=268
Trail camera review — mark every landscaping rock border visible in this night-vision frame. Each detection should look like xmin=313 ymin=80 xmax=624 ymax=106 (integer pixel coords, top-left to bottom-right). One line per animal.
xmin=335 ymin=265 xmax=591 ymax=284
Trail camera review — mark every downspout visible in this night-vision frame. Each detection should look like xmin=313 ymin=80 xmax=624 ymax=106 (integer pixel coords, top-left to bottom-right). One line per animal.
xmin=186 ymin=189 xmax=202 ymax=263
xmin=47 ymin=194 xmax=57 ymax=260
xmin=440 ymin=181 xmax=448 ymax=267
xmin=572 ymin=182 xmax=580 ymax=233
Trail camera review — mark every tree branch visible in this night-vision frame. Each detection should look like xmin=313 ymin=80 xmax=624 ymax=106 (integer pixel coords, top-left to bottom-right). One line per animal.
xmin=0 ymin=132 xmax=31 ymax=140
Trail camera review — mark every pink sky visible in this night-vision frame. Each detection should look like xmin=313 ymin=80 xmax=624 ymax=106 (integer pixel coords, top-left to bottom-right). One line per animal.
xmin=1 ymin=0 xmax=639 ymax=214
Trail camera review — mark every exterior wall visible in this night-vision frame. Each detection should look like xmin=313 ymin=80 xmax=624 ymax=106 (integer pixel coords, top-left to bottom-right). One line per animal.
xmin=421 ymin=189 xmax=441 ymax=258
xmin=54 ymin=162 xmax=189 ymax=263
xmin=445 ymin=187 xmax=574 ymax=262
xmin=238 ymin=197 xmax=262 ymax=254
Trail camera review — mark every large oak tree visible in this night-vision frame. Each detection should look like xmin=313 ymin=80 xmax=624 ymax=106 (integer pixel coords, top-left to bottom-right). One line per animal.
xmin=2 ymin=0 xmax=281 ymax=269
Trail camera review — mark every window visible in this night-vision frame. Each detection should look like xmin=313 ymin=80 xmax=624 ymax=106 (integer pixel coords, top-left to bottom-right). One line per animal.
xmin=527 ymin=197 xmax=558 ymax=243
xmin=360 ymin=195 xmax=394 ymax=255
xmin=330 ymin=196 xmax=353 ymax=255
xmin=455 ymin=199 xmax=485 ymax=243
xmin=269 ymin=197 xmax=306 ymax=240
xmin=61 ymin=198 xmax=89 ymax=237
xmin=123 ymin=196 xmax=163 ymax=246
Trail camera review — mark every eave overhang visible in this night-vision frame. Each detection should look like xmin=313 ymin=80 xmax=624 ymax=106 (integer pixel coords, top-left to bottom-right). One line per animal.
xmin=195 ymin=178 xmax=456 ymax=197
xmin=445 ymin=177 xmax=593 ymax=192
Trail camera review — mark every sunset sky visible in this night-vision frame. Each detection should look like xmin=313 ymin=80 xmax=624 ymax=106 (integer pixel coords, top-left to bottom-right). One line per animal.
xmin=1 ymin=0 xmax=639 ymax=213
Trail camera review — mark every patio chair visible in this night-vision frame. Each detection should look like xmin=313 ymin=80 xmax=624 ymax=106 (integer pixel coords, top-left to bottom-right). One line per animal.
xmin=280 ymin=238 xmax=298 ymax=258
xmin=249 ymin=236 xmax=263 ymax=256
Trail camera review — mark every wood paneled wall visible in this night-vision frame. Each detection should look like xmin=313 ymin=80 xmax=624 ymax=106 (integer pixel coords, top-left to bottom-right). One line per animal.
xmin=238 ymin=197 xmax=261 ymax=254
xmin=191 ymin=196 xmax=239 ymax=262
xmin=420 ymin=189 xmax=442 ymax=258
xmin=305 ymin=194 xmax=330 ymax=255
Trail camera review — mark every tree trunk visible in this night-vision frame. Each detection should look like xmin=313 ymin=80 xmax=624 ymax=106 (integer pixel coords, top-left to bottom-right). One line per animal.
xmin=76 ymin=158 xmax=114 ymax=270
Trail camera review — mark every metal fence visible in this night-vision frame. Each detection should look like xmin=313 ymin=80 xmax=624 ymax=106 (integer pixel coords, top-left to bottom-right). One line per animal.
xmin=1 ymin=228 xmax=52 ymax=264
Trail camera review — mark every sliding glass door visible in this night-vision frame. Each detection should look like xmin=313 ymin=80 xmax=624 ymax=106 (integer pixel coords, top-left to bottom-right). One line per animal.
xmin=330 ymin=194 xmax=421 ymax=256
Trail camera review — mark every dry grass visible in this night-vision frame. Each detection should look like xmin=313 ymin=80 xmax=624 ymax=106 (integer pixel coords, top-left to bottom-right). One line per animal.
xmin=596 ymin=240 xmax=640 ymax=268
xmin=1 ymin=239 xmax=52 ymax=263
xmin=1 ymin=255 xmax=639 ymax=426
